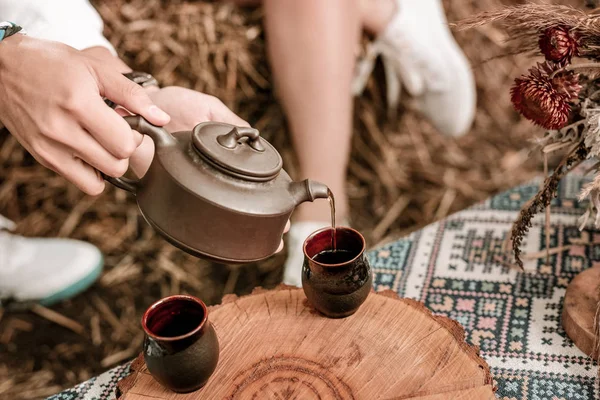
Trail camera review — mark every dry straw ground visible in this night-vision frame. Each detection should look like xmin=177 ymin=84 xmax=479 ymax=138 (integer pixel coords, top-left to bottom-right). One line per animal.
xmin=0 ymin=0 xmax=570 ymax=398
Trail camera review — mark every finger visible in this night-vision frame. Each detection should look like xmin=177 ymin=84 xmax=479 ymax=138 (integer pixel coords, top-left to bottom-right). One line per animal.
xmin=277 ymin=240 xmax=284 ymax=253
xmin=113 ymin=106 xmax=132 ymax=117
xmin=284 ymin=220 xmax=290 ymax=234
xmin=64 ymin=157 xmax=106 ymax=196
xmin=69 ymin=124 xmax=130 ymax=178
xmin=95 ymin=67 xmax=170 ymax=126
xmin=39 ymin=141 xmax=105 ymax=196
xmin=78 ymin=97 xmax=144 ymax=160
xmin=129 ymin=135 xmax=155 ymax=178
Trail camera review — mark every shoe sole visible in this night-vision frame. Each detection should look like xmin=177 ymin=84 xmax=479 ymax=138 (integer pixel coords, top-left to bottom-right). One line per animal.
xmin=38 ymin=255 xmax=104 ymax=307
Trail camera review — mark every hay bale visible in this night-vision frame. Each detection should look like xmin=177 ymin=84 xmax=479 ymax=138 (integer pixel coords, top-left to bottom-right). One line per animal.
xmin=0 ymin=0 xmax=555 ymax=395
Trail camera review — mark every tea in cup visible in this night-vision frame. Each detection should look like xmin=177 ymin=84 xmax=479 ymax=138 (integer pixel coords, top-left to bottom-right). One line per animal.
xmin=302 ymin=227 xmax=372 ymax=318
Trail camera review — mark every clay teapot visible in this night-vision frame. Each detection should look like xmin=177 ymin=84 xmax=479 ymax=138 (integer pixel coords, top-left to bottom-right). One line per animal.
xmin=105 ymin=116 xmax=329 ymax=264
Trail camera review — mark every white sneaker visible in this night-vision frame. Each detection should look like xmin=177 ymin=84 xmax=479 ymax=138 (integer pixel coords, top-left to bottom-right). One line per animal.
xmin=282 ymin=221 xmax=330 ymax=287
xmin=0 ymin=217 xmax=103 ymax=307
xmin=352 ymin=0 xmax=476 ymax=137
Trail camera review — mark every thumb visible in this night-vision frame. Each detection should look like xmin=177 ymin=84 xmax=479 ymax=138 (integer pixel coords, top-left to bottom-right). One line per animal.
xmin=97 ymin=70 xmax=170 ymax=126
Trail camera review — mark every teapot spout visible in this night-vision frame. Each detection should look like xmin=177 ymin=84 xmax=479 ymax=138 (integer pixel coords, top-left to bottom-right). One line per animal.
xmin=289 ymin=179 xmax=330 ymax=206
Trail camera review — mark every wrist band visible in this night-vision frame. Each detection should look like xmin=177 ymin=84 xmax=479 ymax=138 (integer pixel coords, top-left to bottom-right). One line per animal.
xmin=0 ymin=22 xmax=24 ymax=42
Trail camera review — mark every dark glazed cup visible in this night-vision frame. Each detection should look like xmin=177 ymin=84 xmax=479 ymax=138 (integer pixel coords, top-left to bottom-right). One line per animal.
xmin=142 ymin=295 xmax=219 ymax=393
xmin=302 ymin=227 xmax=372 ymax=318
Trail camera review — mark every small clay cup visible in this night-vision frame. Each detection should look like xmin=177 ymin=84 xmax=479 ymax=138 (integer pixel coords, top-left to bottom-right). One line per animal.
xmin=142 ymin=295 xmax=219 ymax=393
xmin=302 ymin=227 xmax=372 ymax=318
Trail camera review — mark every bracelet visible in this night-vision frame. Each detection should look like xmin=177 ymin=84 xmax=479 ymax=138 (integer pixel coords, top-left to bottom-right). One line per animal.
xmin=105 ymin=71 xmax=159 ymax=109
xmin=0 ymin=21 xmax=24 ymax=130
xmin=0 ymin=22 xmax=24 ymax=42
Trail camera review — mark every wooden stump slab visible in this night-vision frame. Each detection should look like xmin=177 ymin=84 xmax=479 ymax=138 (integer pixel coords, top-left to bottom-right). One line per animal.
xmin=562 ymin=265 xmax=600 ymax=359
xmin=117 ymin=286 xmax=495 ymax=399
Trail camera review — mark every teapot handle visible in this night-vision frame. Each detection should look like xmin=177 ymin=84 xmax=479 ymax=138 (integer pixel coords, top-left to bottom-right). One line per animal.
xmin=104 ymin=174 xmax=139 ymax=194
xmin=102 ymin=115 xmax=176 ymax=194
xmin=123 ymin=115 xmax=176 ymax=147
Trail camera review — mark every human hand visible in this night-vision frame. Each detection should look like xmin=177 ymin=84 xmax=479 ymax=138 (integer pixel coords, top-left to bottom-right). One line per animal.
xmin=149 ymin=86 xmax=248 ymax=132
xmin=0 ymin=35 xmax=170 ymax=195
xmin=278 ymin=220 xmax=291 ymax=253
xmin=127 ymin=86 xmax=249 ymax=177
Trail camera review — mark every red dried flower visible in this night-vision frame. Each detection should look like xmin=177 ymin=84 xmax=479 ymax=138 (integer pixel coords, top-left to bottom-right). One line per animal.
xmin=538 ymin=26 xmax=580 ymax=63
xmin=510 ymin=62 xmax=581 ymax=130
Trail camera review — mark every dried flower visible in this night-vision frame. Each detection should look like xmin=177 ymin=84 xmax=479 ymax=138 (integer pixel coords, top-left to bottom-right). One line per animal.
xmin=579 ymin=174 xmax=600 ymax=229
xmin=456 ymin=5 xmax=600 ymax=61
xmin=583 ymin=108 xmax=600 ymax=158
xmin=539 ymin=26 xmax=580 ymax=63
xmin=510 ymin=62 xmax=581 ymax=130
xmin=510 ymin=142 xmax=588 ymax=267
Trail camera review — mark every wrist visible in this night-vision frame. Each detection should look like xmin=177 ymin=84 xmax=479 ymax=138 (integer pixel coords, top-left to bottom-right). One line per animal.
xmin=0 ymin=34 xmax=25 ymax=129
xmin=0 ymin=34 xmax=29 ymax=86
xmin=0 ymin=22 xmax=26 ymax=73
xmin=0 ymin=33 xmax=20 ymax=65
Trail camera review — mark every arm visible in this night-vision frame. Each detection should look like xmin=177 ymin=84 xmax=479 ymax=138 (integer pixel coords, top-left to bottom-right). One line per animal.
xmin=0 ymin=0 xmax=116 ymax=54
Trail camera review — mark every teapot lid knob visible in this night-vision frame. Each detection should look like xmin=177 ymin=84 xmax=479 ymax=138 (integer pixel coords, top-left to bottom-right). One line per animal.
xmin=217 ymin=127 xmax=265 ymax=152
xmin=192 ymin=122 xmax=282 ymax=182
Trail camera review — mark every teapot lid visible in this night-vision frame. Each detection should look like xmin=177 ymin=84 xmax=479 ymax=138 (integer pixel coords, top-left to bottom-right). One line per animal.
xmin=192 ymin=122 xmax=283 ymax=182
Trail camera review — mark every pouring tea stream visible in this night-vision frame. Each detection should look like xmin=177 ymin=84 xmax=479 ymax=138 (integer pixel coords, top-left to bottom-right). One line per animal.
xmin=103 ymin=115 xmax=331 ymax=264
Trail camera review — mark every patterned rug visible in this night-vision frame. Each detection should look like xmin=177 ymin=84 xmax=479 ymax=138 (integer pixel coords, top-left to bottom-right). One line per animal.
xmin=50 ymin=172 xmax=600 ymax=400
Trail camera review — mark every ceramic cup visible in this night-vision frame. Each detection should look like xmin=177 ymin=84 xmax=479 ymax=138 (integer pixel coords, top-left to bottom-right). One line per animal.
xmin=302 ymin=227 xmax=372 ymax=318
xmin=142 ymin=295 xmax=219 ymax=393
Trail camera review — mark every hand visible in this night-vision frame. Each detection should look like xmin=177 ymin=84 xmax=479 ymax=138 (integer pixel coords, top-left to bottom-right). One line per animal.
xmin=149 ymin=86 xmax=248 ymax=132
xmin=127 ymin=86 xmax=249 ymax=177
xmin=0 ymin=35 xmax=170 ymax=195
xmin=278 ymin=220 xmax=291 ymax=253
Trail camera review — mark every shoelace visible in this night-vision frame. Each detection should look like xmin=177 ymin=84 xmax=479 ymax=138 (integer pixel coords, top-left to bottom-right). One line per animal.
xmin=352 ymin=42 xmax=383 ymax=97
xmin=352 ymin=32 xmax=447 ymax=108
